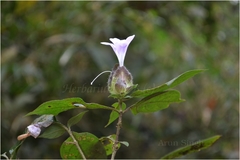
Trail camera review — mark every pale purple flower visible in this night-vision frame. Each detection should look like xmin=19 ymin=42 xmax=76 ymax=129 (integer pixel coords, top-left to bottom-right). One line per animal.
xmin=101 ymin=35 xmax=135 ymax=67
xmin=27 ymin=124 xmax=41 ymax=138
xmin=26 ymin=115 xmax=54 ymax=139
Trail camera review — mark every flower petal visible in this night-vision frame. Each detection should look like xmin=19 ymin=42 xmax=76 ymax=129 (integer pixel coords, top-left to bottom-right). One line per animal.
xmin=27 ymin=124 xmax=41 ymax=138
xmin=101 ymin=35 xmax=135 ymax=67
xmin=125 ymin=35 xmax=135 ymax=45
xmin=109 ymin=38 xmax=121 ymax=44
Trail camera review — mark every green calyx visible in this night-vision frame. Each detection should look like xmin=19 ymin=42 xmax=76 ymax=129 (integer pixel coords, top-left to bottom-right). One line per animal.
xmin=108 ymin=64 xmax=135 ymax=98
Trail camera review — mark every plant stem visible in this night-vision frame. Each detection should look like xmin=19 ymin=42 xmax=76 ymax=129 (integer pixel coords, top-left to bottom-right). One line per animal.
xmin=61 ymin=124 xmax=87 ymax=160
xmin=111 ymin=100 xmax=123 ymax=160
xmin=1 ymin=152 xmax=9 ymax=160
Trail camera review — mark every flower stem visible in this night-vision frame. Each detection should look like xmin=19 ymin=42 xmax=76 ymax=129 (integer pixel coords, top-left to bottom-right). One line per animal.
xmin=111 ymin=100 xmax=123 ymax=160
xmin=61 ymin=124 xmax=87 ymax=160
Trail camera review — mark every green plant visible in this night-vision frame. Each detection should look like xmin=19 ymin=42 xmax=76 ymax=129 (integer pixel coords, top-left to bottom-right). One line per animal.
xmin=1 ymin=35 xmax=220 ymax=160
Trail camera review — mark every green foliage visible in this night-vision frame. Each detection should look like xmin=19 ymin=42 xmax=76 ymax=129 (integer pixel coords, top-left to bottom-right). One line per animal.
xmin=161 ymin=135 xmax=221 ymax=159
xmin=105 ymin=110 xmax=119 ymax=128
xmin=105 ymin=102 xmax=126 ymax=127
xmin=60 ymin=132 xmax=107 ymax=159
xmin=2 ymin=2 xmax=237 ymax=158
xmin=99 ymin=135 xmax=120 ymax=156
xmin=67 ymin=111 xmax=88 ymax=128
xmin=131 ymin=90 xmax=184 ymax=114
xmin=131 ymin=69 xmax=205 ymax=97
xmin=8 ymin=140 xmax=25 ymax=159
xmin=39 ymin=122 xmax=66 ymax=139
xmin=99 ymin=134 xmax=129 ymax=156
xmin=4 ymin=68 xmax=221 ymax=160
xmin=129 ymin=70 xmax=205 ymax=115
xmin=26 ymin=98 xmax=83 ymax=116
xmin=26 ymin=97 xmax=113 ymax=116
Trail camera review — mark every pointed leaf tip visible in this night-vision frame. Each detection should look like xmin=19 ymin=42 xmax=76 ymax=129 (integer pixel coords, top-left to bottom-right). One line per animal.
xmin=26 ymin=97 xmax=114 ymax=116
xmin=67 ymin=111 xmax=88 ymax=128
xmin=131 ymin=69 xmax=206 ymax=98
xmin=160 ymin=135 xmax=221 ymax=159
xmin=130 ymin=90 xmax=184 ymax=114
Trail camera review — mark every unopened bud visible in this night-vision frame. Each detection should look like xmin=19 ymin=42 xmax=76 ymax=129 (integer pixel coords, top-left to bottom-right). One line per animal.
xmin=108 ymin=64 xmax=134 ymax=96
xmin=17 ymin=132 xmax=31 ymax=141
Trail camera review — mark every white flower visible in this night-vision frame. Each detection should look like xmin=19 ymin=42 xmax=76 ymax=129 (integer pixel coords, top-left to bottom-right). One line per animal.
xmin=101 ymin=35 xmax=135 ymax=67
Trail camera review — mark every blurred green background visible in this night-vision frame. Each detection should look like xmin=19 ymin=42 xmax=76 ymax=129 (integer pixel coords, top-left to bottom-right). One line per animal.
xmin=1 ymin=1 xmax=239 ymax=159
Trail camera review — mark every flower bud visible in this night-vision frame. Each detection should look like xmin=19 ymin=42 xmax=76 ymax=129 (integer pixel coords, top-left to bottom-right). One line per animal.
xmin=108 ymin=64 xmax=134 ymax=96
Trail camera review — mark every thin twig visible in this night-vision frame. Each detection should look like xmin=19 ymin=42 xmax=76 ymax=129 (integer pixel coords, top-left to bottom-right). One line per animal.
xmin=111 ymin=100 xmax=123 ymax=160
xmin=123 ymin=104 xmax=132 ymax=113
xmin=61 ymin=124 xmax=87 ymax=160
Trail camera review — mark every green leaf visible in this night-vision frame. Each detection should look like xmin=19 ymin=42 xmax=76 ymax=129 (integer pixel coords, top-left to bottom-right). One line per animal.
xmin=105 ymin=111 xmax=119 ymax=128
xmin=131 ymin=90 xmax=184 ymax=115
xmin=39 ymin=122 xmax=66 ymax=139
xmin=83 ymin=102 xmax=113 ymax=110
xmin=160 ymin=135 xmax=221 ymax=159
xmin=112 ymin=102 xmax=126 ymax=110
xmin=60 ymin=132 xmax=106 ymax=159
xmin=131 ymin=69 xmax=205 ymax=98
xmin=119 ymin=141 xmax=129 ymax=147
xmin=105 ymin=103 xmax=126 ymax=127
xmin=99 ymin=134 xmax=120 ymax=156
xmin=26 ymin=97 xmax=114 ymax=116
xmin=67 ymin=111 xmax=88 ymax=128
xmin=26 ymin=98 xmax=83 ymax=116
xmin=9 ymin=140 xmax=25 ymax=159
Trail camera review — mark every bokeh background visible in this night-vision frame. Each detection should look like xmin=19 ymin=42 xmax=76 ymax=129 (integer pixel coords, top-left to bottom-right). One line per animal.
xmin=1 ymin=1 xmax=239 ymax=159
